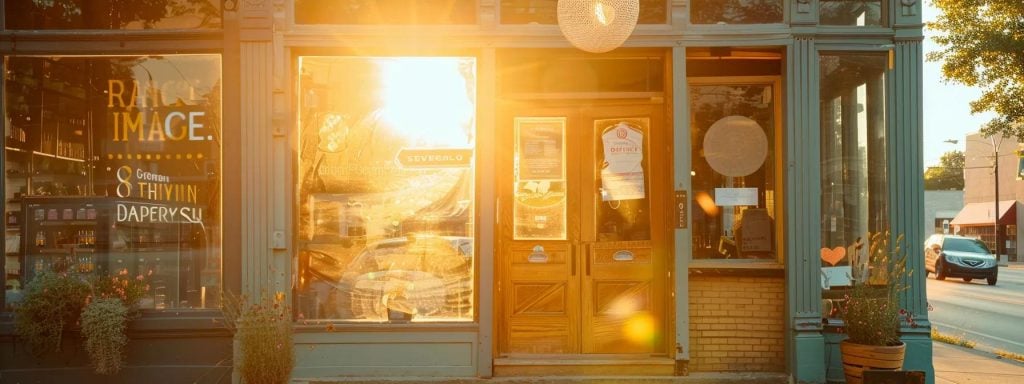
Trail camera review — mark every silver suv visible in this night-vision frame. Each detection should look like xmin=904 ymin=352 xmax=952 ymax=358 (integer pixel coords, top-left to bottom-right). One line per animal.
xmin=924 ymin=234 xmax=998 ymax=285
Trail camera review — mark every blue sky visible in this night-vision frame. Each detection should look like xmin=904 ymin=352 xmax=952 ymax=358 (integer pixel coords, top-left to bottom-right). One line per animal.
xmin=921 ymin=2 xmax=995 ymax=166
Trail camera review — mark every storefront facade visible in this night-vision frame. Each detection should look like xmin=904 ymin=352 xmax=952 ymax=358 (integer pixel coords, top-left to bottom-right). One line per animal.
xmin=0 ymin=1 xmax=932 ymax=383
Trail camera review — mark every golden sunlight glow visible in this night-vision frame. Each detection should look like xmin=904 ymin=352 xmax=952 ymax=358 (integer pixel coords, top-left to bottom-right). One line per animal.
xmin=606 ymin=296 xmax=642 ymax=316
xmin=623 ymin=313 xmax=656 ymax=345
xmin=377 ymin=57 xmax=475 ymax=147
xmin=594 ymin=2 xmax=616 ymax=26
xmin=695 ymin=191 xmax=720 ymax=217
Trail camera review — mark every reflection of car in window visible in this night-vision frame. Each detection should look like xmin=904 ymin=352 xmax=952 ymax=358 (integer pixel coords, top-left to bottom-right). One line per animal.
xmin=326 ymin=235 xmax=473 ymax=321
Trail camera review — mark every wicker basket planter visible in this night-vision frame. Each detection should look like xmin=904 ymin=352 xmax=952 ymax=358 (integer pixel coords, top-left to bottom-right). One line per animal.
xmin=840 ymin=340 xmax=906 ymax=384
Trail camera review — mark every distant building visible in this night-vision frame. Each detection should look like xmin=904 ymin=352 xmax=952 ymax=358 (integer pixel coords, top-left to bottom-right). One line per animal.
xmin=926 ymin=190 xmax=963 ymax=238
xmin=956 ymin=133 xmax=1022 ymax=261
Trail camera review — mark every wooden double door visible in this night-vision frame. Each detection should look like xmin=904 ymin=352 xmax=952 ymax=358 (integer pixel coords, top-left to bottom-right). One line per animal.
xmin=498 ymin=102 xmax=668 ymax=355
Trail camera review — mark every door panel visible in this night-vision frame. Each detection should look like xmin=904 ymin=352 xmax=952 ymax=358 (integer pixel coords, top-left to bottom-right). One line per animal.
xmin=499 ymin=102 xmax=666 ymax=356
xmin=583 ymin=241 xmax=659 ymax=353
xmin=506 ymin=242 xmax=578 ymax=353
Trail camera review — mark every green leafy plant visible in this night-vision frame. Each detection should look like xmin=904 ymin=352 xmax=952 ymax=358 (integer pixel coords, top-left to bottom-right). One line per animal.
xmin=89 ymin=269 xmax=150 ymax=307
xmin=222 ymin=292 xmax=294 ymax=384
xmin=840 ymin=232 xmax=913 ymax=346
xmin=80 ymin=298 xmax=130 ymax=375
xmin=78 ymin=269 xmax=150 ymax=375
xmin=13 ymin=272 xmax=90 ymax=355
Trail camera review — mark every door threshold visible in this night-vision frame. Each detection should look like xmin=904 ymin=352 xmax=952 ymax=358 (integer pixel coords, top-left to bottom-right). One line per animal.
xmin=494 ymin=355 xmax=675 ymax=376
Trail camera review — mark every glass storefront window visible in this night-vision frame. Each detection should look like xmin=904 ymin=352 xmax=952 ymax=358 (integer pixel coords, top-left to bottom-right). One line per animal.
xmin=820 ymin=0 xmax=884 ymax=27
xmin=818 ymin=53 xmax=887 ymax=297
xmin=3 ymin=55 xmax=223 ymax=311
xmin=500 ymin=0 xmax=667 ymax=25
xmin=5 ymin=0 xmax=222 ymax=30
xmin=690 ymin=80 xmax=778 ymax=260
xmin=690 ymin=0 xmax=784 ymax=25
xmin=295 ymin=0 xmax=477 ymax=25
xmin=296 ymin=56 xmax=476 ymax=322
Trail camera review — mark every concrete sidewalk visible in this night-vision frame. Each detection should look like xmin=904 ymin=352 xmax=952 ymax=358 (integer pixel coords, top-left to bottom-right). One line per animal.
xmin=934 ymin=342 xmax=1024 ymax=383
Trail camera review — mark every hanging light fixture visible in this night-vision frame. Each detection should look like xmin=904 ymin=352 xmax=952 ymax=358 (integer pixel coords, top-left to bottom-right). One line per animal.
xmin=557 ymin=0 xmax=640 ymax=53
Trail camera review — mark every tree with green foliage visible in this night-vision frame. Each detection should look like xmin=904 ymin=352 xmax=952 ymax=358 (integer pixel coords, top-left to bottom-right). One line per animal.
xmin=924 ymin=150 xmax=965 ymax=190
xmin=929 ymin=0 xmax=1024 ymax=139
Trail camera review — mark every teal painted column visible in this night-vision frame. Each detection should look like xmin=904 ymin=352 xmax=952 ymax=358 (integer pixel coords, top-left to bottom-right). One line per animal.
xmin=891 ymin=38 xmax=934 ymax=383
xmin=891 ymin=0 xmax=933 ymax=382
xmin=786 ymin=35 xmax=827 ymax=384
xmin=671 ymin=46 xmax=692 ymax=374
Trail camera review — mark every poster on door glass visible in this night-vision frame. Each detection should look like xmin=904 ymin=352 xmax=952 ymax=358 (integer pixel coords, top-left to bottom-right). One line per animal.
xmin=513 ymin=117 xmax=567 ymax=240
xmin=598 ymin=119 xmax=647 ymax=201
xmin=517 ymin=118 xmax=565 ymax=181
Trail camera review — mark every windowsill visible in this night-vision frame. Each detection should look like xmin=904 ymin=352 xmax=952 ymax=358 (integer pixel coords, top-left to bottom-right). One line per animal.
xmin=688 ymin=260 xmax=784 ymax=277
xmin=689 ymin=259 xmax=783 ymax=269
xmin=0 ymin=309 xmax=229 ymax=337
xmin=294 ymin=321 xmax=478 ymax=333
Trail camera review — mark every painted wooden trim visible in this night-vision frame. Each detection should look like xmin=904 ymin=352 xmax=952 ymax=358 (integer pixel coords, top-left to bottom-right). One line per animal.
xmin=670 ymin=46 xmax=690 ymax=364
xmin=240 ymin=41 xmax=275 ymax=299
xmin=790 ymin=38 xmax=822 ymax=322
xmin=892 ymin=41 xmax=928 ymax=327
xmin=785 ymin=36 xmax=827 ymax=383
xmin=478 ymin=47 xmax=497 ymax=378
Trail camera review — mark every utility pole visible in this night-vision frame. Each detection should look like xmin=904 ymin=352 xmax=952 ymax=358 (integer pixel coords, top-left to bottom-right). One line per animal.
xmin=991 ymin=135 xmax=1003 ymax=259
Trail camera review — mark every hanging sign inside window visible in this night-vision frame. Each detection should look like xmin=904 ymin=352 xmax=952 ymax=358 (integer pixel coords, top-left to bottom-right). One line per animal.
xmin=599 ymin=120 xmax=646 ymax=201
xmin=714 ymin=188 xmax=758 ymax=206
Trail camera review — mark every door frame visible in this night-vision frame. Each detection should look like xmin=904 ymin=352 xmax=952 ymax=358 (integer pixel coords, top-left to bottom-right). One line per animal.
xmin=494 ymin=97 xmax=674 ymax=357
xmin=685 ymin=75 xmax=786 ymax=268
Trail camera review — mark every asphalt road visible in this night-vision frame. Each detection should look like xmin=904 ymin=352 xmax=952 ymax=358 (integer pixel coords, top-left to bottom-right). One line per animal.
xmin=927 ymin=266 xmax=1024 ymax=355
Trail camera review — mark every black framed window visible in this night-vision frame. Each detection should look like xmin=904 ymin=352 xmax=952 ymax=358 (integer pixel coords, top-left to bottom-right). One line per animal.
xmin=295 ymin=0 xmax=477 ymax=25
xmin=3 ymin=55 xmax=223 ymax=311
xmin=690 ymin=0 xmax=784 ymax=25
xmin=818 ymin=53 xmax=888 ymax=310
xmin=500 ymin=0 xmax=666 ymax=25
xmin=4 ymin=0 xmax=222 ymax=30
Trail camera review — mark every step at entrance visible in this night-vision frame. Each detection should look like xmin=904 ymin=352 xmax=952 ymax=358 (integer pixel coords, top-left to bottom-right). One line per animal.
xmin=493 ymin=356 xmax=675 ymax=377
xmin=297 ymin=372 xmax=790 ymax=384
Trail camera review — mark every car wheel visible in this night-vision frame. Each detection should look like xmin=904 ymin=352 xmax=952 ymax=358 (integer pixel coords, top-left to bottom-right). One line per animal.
xmin=963 ymin=278 xmax=973 ymax=283
xmin=988 ymin=276 xmax=998 ymax=286
xmin=935 ymin=260 xmax=947 ymax=281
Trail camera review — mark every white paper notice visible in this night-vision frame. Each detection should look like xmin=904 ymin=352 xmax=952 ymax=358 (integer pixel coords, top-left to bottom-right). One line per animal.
xmin=715 ymin=188 xmax=758 ymax=206
xmin=601 ymin=122 xmax=646 ymax=201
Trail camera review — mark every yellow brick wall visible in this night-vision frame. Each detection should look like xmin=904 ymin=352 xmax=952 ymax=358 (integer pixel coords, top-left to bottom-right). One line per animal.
xmin=688 ymin=275 xmax=786 ymax=372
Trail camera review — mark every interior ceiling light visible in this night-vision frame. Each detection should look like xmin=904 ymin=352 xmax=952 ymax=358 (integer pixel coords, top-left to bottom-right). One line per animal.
xmin=557 ymin=0 xmax=639 ymax=53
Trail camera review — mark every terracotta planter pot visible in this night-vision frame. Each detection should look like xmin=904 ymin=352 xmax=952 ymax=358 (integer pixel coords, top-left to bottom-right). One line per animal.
xmin=840 ymin=340 xmax=906 ymax=384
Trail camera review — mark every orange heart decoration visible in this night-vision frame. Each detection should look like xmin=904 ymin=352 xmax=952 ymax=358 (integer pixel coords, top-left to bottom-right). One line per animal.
xmin=820 ymin=247 xmax=846 ymax=266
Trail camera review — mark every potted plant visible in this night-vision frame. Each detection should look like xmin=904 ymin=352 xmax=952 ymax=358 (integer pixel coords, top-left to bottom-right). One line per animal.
xmin=13 ymin=272 xmax=90 ymax=356
xmin=839 ymin=232 xmax=913 ymax=384
xmin=79 ymin=270 xmax=150 ymax=374
xmin=222 ymin=292 xmax=294 ymax=384
xmin=13 ymin=269 xmax=150 ymax=375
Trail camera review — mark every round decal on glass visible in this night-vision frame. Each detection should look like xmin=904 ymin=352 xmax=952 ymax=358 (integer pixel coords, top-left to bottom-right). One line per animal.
xmin=702 ymin=115 xmax=768 ymax=177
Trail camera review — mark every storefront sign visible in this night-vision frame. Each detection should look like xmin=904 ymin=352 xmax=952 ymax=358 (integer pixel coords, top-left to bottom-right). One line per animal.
xmin=395 ymin=148 xmax=473 ymax=168
xmin=517 ymin=118 xmax=565 ymax=180
xmin=715 ymin=187 xmax=758 ymax=206
xmin=99 ymin=56 xmax=220 ymax=228
xmin=599 ymin=120 xmax=646 ymax=201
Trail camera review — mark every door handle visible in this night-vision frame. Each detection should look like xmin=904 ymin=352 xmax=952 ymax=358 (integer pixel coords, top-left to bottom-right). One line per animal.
xmin=586 ymin=244 xmax=591 ymax=276
xmin=570 ymin=244 xmax=576 ymax=276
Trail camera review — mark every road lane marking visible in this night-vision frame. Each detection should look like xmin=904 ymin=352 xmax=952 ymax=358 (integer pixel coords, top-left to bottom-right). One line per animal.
xmin=932 ymin=320 xmax=1024 ymax=351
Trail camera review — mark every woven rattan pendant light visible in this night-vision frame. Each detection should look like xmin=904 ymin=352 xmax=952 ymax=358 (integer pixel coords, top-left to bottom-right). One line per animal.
xmin=557 ymin=0 xmax=639 ymax=53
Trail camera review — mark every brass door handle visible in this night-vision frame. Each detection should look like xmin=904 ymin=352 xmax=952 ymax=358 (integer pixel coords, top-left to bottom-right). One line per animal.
xmin=586 ymin=245 xmax=591 ymax=276
xmin=570 ymin=244 xmax=576 ymax=276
